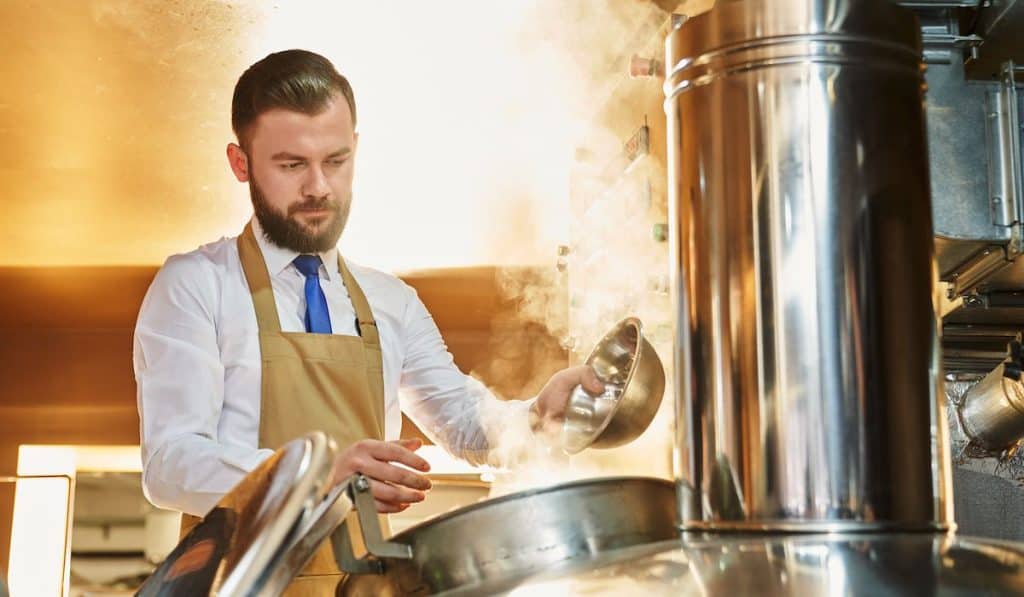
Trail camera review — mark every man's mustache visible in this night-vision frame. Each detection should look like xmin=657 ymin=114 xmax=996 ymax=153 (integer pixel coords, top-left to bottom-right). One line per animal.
xmin=288 ymin=198 xmax=340 ymax=215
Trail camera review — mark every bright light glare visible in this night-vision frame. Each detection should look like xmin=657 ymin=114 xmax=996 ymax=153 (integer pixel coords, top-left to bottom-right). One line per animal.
xmin=8 ymin=446 xmax=76 ymax=597
xmin=7 ymin=445 xmax=143 ymax=596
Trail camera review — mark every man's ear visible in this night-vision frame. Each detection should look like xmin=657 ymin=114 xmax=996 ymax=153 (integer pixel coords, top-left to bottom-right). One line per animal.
xmin=226 ymin=143 xmax=250 ymax=182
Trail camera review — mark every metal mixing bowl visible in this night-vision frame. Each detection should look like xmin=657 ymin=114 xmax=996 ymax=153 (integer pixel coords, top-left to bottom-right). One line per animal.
xmin=561 ymin=317 xmax=666 ymax=454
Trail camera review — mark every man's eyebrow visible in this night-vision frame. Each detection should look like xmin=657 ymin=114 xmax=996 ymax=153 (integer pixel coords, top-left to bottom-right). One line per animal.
xmin=269 ymin=148 xmax=351 ymax=161
xmin=270 ymin=151 xmax=307 ymax=161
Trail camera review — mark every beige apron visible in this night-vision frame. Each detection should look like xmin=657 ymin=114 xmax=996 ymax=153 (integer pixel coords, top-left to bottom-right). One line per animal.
xmin=181 ymin=223 xmax=385 ymax=595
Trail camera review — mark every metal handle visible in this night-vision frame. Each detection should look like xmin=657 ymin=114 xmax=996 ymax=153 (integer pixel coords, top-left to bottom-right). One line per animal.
xmin=332 ymin=474 xmax=413 ymax=575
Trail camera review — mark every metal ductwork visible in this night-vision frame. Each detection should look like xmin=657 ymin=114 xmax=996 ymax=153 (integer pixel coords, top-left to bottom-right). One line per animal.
xmin=959 ymin=358 xmax=1024 ymax=451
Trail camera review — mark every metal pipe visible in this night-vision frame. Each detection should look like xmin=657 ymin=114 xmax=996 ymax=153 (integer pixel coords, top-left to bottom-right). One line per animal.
xmin=665 ymin=0 xmax=952 ymax=532
xmin=959 ymin=363 xmax=1024 ymax=450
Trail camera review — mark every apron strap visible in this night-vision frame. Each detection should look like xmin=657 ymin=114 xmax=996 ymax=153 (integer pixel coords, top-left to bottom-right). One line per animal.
xmin=238 ymin=222 xmax=283 ymax=333
xmin=239 ymin=221 xmax=381 ymax=350
xmin=338 ymin=257 xmax=381 ymax=349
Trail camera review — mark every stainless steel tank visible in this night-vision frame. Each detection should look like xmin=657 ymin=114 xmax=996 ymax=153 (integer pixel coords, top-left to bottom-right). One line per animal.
xmin=665 ymin=0 xmax=952 ymax=532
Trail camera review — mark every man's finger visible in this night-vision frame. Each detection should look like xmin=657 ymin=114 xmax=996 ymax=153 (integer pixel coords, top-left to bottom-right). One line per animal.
xmin=360 ymin=459 xmax=432 ymax=491
xmin=396 ymin=438 xmax=423 ymax=451
xmin=374 ymin=499 xmax=409 ymax=514
xmin=368 ymin=479 xmax=425 ymax=505
xmin=369 ymin=441 xmax=431 ymax=472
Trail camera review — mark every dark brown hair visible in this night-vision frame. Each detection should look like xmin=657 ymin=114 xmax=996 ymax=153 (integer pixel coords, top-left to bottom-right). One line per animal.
xmin=231 ymin=49 xmax=356 ymax=149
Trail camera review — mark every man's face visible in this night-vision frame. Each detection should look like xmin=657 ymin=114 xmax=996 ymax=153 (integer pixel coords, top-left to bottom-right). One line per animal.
xmin=239 ymin=95 xmax=357 ymax=253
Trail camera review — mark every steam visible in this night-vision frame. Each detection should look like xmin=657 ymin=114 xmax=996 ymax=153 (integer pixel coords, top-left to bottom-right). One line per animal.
xmin=460 ymin=1 xmax=705 ymax=496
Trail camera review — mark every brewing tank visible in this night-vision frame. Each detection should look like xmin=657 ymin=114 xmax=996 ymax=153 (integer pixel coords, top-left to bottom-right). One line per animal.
xmin=665 ymin=0 xmax=952 ymax=532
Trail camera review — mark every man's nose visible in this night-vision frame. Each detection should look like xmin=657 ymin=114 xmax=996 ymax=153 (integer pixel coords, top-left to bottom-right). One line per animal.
xmin=301 ymin=165 xmax=331 ymax=198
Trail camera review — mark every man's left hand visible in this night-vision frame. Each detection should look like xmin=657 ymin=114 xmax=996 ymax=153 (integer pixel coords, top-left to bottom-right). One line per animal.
xmin=530 ymin=365 xmax=605 ymax=438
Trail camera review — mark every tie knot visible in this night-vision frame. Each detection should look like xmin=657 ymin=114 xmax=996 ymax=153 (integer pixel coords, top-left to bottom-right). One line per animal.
xmin=293 ymin=255 xmax=322 ymax=278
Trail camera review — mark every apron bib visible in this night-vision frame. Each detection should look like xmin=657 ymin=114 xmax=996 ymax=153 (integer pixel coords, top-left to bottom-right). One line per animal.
xmin=180 ymin=223 xmax=385 ymax=595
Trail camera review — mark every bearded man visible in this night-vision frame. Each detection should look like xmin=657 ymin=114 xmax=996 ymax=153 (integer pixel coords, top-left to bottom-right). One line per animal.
xmin=133 ymin=49 xmax=599 ymax=593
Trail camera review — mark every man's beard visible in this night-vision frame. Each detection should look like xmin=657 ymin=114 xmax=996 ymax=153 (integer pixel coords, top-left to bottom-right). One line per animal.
xmin=250 ymin=175 xmax=349 ymax=254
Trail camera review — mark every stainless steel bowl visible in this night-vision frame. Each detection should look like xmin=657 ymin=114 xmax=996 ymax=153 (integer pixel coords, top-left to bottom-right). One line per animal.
xmin=561 ymin=317 xmax=666 ymax=454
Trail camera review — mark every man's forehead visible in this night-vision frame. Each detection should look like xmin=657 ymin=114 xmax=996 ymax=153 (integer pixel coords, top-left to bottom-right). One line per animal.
xmin=249 ymin=99 xmax=355 ymax=155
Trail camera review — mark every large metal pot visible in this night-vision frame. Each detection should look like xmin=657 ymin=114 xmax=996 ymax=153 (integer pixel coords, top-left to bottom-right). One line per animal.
xmin=338 ymin=476 xmax=678 ymax=596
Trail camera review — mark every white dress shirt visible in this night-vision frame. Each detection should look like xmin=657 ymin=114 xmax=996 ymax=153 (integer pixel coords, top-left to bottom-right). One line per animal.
xmin=134 ymin=217 xmax=532 ymax=516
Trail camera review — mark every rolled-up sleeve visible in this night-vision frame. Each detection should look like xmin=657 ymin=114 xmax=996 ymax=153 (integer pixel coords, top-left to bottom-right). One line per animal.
xmin=134 ymin=255 xmax=273 ymax=516
xmin=397 ymin=286 xmax=534 ymax=467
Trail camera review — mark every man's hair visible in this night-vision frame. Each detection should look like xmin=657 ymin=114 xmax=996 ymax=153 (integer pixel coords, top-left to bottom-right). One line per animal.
xmin=231 ymin=49 xmax=356 ymax=149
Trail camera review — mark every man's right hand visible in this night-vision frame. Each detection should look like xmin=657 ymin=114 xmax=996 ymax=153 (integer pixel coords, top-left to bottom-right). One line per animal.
xmin=331 ymin=438 xmax=432 ymax=513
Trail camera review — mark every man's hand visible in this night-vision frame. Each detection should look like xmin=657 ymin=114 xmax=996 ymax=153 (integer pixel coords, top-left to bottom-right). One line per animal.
xmin=530 ymin=365 xmax=605 ymax=438
xmin=331 ymin=438 xmax=432 ymax=513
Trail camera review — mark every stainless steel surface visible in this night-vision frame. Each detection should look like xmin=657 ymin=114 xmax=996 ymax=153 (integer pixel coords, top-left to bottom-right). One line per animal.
xmin=136 ymin=432 xmax=351 ymax=597
xmin=334 ymin=472 xmax=413 ymax=575
xmin=918 ymin=28 xmax=1023 ymax=294
xmin=907 ymin=4 xmax=1024 ymax=336
xmin=927 ymin=59 xmax=1024 ymax=303
xmin=561 ymin=383 xmax=624 ymax=454
xmin=986 ymin=64 xmax=1023 ymax=245
xmin=959 ymin=363 xmax=1024 ymax=449
xmin=339 ymin=476 xmax=678 ymax=597
xmin=945 ymin=376 xmax=1024 ymax=540
xmin=947 ymin=374 xmax=1024 ymax=472
xmin=561 ymin=317 xmax=666 ymax=454
xmin=912 ymin=7 xmax=983 ymax=65
xmin=947 ymin=246 xmax=1011 ymax=297
xmin=942 ymin=324 xmax=1022 ymax=372
xmin=926 ymin=57 xmax=1006 ymax=248
xmin=466 ymin=533 xmax=1024 ymax=596
xmin=665 ymin=0 xmax=952 ymax=531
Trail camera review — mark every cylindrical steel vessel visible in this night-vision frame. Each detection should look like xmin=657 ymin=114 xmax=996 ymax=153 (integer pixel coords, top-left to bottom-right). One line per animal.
xmin=665 ymin=0 xmax=952 ymax=532
xmin=959 ymin=363 xmax=1024 ymax=450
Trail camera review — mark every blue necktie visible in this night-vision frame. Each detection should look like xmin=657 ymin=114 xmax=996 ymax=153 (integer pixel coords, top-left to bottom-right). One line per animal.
xmin=293 ymin=255 xmax=332 ymax=334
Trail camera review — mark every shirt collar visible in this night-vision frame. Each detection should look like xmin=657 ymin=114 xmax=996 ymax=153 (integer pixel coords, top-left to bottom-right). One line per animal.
xmin=249 ymin=216 xmax=340 ymax=281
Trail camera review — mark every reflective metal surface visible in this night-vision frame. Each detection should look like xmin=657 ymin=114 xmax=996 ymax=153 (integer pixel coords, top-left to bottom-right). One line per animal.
xmin=561 ymin=317 xmax=666 ymax=454
xmin=959 ymin=363 xmax=1024 ymax=450
xmin=562 ymin=382 xmax=624 ymax=454
xmin=135 ymin=432 xmax=351 ymax=596
xmin=467 ymin=533 xmax=1024 ymax=596
xmin=665 ymin=0 xmax=952 ymax=531
xmin=339 ymin=476 xmax=678 ymax=597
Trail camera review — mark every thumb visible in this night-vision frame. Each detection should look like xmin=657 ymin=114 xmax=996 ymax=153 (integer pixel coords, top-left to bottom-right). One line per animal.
xmin=559 ymin=364 xmax=604 ymax=395
xmin=578 ymin=365 xmax=606 ymax=395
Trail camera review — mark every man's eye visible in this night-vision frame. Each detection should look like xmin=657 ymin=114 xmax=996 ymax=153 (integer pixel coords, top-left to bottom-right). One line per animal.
xmin=282 ymin=162 xmax=303 ymax=170
xmin=327 ymin=159 xmax=347 ymax=167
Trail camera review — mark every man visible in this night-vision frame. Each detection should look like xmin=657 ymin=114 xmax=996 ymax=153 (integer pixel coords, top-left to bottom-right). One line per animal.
xmin=133 ymin=49 xmax=600 ymax=582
